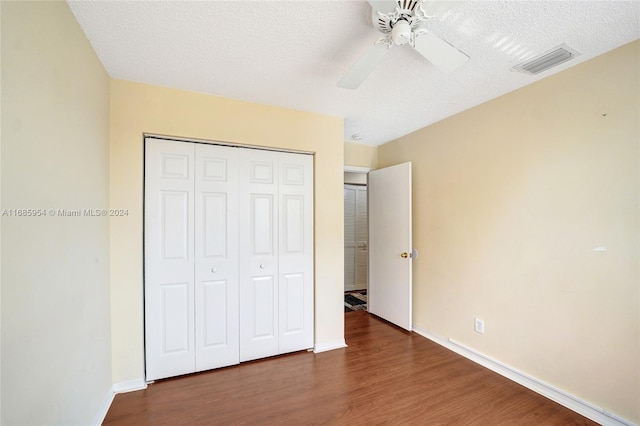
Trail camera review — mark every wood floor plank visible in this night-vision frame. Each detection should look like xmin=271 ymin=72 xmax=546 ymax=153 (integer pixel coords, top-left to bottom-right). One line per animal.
xmin=104 ymin=311 xmax=597 ymax=425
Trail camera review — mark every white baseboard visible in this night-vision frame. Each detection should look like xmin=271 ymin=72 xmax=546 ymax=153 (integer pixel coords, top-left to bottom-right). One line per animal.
xmin=412 ymin=325 xmax=636 ymax=426
xmin=113 ymin=377 xmax=148 ymax=393
xmin=314 ymin=339 xmax=347 ymax=353
xmin=92 ymin=386 xmax=115 ymax=426
xmin=93 ymin=378 xmax=148 ymax=425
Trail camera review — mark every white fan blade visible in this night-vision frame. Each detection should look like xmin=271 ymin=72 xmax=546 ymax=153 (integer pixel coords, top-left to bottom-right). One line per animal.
xmin=420 ymin=0 xmax=464 ymax=17
xmin=338 ymin=42 xmax=390 ymax=90
xmin=367 ymin=0 xmax=398 ymax=14
xmin=413 ymin=31 xmax=469 ymax=72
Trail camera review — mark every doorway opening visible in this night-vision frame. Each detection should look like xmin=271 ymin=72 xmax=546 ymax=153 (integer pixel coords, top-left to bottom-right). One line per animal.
xmin=344 ymin=168 xmax=369 ymax=313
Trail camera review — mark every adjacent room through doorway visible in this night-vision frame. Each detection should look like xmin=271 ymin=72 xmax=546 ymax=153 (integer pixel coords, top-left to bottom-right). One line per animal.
xmin=344 ymin=170 xmax=368 ymax=313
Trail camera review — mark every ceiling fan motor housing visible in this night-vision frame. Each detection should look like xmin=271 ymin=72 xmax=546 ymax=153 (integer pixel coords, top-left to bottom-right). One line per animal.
xmin=373 ymin=0 xmax=423 ymax=33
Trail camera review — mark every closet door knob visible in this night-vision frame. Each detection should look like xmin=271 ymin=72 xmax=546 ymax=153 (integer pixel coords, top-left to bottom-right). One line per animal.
xmin=259 ymin=264 xmax=265 ymax=269
xmin=211 ymin=268 xmax=217 ymax=273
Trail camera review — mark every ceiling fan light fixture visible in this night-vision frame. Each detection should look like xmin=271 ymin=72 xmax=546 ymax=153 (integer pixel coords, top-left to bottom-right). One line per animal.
xmin=513 ymin=44 xmax=581 ymax=75
xmin=391 ymin=19 xmax=412 ymax=45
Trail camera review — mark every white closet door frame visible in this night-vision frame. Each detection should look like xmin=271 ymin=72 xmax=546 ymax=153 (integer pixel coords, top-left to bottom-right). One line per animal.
xmin=344 ymin=186 xmax=357 ymax=291
xmin=354 ymin=185 xmax=368 ymax=291
xmin=344 ymin=184 xmax=368 ymax=292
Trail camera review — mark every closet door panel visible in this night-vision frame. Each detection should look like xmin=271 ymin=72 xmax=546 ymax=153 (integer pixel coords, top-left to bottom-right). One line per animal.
xmin=201 ymin=193 xmax=227 ymax=256
xmin=201 ymin=280 xmax=229 ymax=345
xmin=251 ymin=194 xmax=275 ymax=255
xmin=278 ymin=152 xmax=314 ymax=354
xmin=195 ymin=144 xmax=240 ymax=371
xmin=239 ymin=150 xmax=279 ymax=362
xmin=161 ymin=283 xmax=190 ymax=352
xmin=251 ymin=276 xmax=276 ymax=337
xmin=281 ymin=273 xmax=304 ymax=334
xmin=145 ymin=138 xmax=196 ymax=381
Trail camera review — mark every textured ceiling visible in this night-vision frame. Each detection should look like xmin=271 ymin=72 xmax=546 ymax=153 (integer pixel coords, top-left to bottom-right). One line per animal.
xmin=68 ymin=1 xmax=640 ymax=146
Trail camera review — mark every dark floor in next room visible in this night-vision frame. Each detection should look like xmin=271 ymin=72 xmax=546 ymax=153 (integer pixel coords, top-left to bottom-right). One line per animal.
xmin=344 ymin=289 xmax=367 ymax=312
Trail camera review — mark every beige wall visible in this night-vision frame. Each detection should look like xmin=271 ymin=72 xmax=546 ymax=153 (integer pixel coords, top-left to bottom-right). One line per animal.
xmin=378 ymin=41 xmax=639 ymax=423
xmin=1 ymin=2 xmax=112 ymax=424
xmin=110 ymin=79 xmax=344 ymax=383
xmin=344 ymin=141 xmax=378 ymax=169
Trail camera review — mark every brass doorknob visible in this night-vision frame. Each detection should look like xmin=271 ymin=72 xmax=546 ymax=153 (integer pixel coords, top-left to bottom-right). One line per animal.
xmin=401 ymin=252 xmax=409 ymax=258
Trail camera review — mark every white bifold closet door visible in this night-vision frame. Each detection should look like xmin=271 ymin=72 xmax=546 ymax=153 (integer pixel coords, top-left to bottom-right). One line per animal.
xmin=239 ymin=150 xmax=314 ymax=362
xmin=144 ymin=138 xmax=313 ymax=381
xmin=194 ymin=143 xmax=240 ymax=372
xmin=145 ymin=139 xmax=198 ymax=380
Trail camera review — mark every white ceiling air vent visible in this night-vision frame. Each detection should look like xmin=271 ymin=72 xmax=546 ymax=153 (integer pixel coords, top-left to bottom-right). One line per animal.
xmin=513 ymin=44 xmax=581 ymax=75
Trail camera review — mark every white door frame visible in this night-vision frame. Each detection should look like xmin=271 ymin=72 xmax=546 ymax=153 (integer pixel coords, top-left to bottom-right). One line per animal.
xmin=343 ymin=165 xmax=371 ymax=294
xmin=344 ymin=165 xmax=371 ymax=174
xmin=344 ymin=184 xmax=369 ymax=292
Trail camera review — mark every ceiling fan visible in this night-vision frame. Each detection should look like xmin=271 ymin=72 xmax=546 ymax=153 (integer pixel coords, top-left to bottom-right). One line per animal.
xmin=338 ymin=0 xmax=469 ymax=89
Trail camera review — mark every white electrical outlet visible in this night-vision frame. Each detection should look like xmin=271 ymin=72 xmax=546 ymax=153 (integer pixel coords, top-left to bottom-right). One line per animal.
xmin=474 ymin=318 xmax=485 ymax=334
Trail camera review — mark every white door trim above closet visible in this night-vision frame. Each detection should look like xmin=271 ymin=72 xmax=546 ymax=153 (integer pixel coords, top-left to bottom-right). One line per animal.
xmin=144 ymin=133 xmax=314 ymax=155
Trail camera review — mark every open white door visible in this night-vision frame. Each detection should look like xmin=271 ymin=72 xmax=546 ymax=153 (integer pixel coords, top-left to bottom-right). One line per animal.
xmin=368 ymin=162 xmax=412 ymax=331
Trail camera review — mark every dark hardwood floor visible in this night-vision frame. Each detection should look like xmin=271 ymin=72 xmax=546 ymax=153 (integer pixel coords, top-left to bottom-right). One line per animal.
xmin=104 ymin=311 xmax=596 ymax=425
